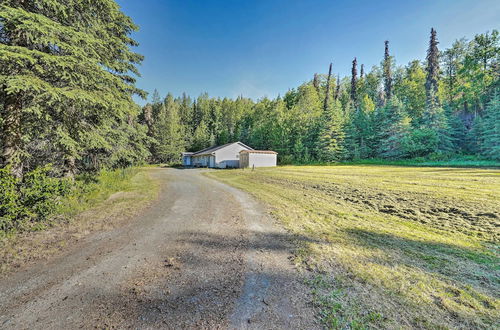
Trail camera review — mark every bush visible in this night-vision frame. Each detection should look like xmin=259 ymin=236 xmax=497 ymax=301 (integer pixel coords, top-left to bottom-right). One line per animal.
xmin=0 ymin=166 xmax=71 ymax=232
xmin=402 ymin=128 xmax=439 ymax=158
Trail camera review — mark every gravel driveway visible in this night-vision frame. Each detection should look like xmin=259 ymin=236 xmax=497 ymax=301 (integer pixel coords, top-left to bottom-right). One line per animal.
xmin=0 ymin=168 xmax=316 ymax=329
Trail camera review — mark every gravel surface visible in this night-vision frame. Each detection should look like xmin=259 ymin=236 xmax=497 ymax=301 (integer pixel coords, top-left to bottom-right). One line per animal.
xmin=0 ymin=168 xmax=317 ymax=329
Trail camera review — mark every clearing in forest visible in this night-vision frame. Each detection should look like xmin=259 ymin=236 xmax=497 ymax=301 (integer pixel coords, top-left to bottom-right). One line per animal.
xmin=207 ymin=165 xmax=500 ymax=329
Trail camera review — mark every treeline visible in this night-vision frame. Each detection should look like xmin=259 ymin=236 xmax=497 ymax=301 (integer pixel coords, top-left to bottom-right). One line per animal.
xmin=143 ymin=28 xmax=499 ymax=163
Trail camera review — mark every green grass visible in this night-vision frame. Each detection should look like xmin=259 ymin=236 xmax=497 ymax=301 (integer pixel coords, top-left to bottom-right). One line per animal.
xmin=207 ymin=165 xmax=500 ymax=329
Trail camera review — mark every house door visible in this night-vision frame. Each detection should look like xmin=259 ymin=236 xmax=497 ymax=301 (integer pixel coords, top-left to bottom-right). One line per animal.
xmin=209 ymin=156 xmax=215 ymax=168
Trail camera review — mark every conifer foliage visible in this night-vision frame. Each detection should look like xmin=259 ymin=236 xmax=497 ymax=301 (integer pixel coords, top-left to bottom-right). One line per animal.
xmin=0 ymin=0 xmax=147 ymax=177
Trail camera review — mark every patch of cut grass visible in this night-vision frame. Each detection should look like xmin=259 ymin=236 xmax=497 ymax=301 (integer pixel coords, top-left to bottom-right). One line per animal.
xmin=207 ymin=165 xmax=500 ymax=329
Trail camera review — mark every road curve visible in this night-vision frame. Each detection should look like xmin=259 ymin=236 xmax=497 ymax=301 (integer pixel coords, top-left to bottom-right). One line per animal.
xmin=0 ymin=168 xmax=316 ymax=329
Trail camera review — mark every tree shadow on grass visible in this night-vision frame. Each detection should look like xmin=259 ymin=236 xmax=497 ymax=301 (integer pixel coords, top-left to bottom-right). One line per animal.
xmin=344 ymin=228 xmax=499 ymax=296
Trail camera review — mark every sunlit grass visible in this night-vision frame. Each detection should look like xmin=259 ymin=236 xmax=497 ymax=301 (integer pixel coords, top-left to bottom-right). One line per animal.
xmin=207 ymin=165 xmax=500 ymax=329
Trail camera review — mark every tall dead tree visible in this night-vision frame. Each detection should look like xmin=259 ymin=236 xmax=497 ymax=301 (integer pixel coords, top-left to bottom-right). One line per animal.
xmin=323 ymin=63 xmax=333 ymax=111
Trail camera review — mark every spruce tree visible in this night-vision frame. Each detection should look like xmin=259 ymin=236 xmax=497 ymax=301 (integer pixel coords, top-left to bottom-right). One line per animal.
xmin=377 ymin=97 xmax=411 ymax=158
xmin=383 ymin=40 xmax=393 ymax=101
xmin=334 ymin=75 xmax=341 ymax=101
xmin=479 ymin=92 xmax=500 ymax=159
xmin=360 ymin=64 xmax=365 ymax=79
xmin=351 ymin=57 xmax=358 ymax=106
xmin=324 ymin=63 xmax=333 ymax=111
xmin=316 ymin=100 xmax=345 ymax=162
xmin=0 ymin=0 xmax=144 ymax=177
xmin=313 ymin=73 xmax=320 ymax=92
xmin=425 ymin=28 xmax=440 ymax=107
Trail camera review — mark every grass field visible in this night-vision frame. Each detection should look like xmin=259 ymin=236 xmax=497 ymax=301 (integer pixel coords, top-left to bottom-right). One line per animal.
xmin=207 ymin=165 xmax=500 ymax=329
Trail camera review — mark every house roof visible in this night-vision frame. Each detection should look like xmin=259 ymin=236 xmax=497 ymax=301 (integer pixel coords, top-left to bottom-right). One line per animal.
xmin=239 ymin=150 xmax=278 ymax=154
xmin=191 ymin=141 xmax=253 ymax=156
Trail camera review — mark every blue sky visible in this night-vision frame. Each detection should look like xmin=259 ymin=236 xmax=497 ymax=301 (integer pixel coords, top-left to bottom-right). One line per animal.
xmin=117 ymin=0 xmax=500 ymax=104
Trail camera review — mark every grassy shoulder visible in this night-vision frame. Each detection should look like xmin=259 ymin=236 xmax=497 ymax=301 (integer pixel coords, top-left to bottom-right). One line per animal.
xmin=206 ymin=165 xmax=500 ymax=329
xmin=0 ymin=167 xmax=160 ymax=274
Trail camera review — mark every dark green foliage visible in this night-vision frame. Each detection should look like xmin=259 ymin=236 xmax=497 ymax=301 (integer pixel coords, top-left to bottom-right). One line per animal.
xmin=0 ymin=0 xmax=147 ymax=177
xmin=383 ymin=40 xmax=392 ymax=101
xmin=477 ymin=92 xmax=500 ymax=159
xmin=425 ymin=28 xmax=440 ymax=106
xmin=351 ymin=58 xmax=358 ymax=105
xmin=376 ymin=97 xmax=411 ymax=158
xmin=0 ymin=166 xmax=70 ymax=231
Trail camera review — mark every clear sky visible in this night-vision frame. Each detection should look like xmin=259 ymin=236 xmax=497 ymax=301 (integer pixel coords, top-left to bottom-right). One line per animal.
xmin=116 ymin=0 xmax=500 ymax=104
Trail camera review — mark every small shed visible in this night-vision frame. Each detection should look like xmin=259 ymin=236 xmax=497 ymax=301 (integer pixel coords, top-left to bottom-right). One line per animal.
xmin=239 ymin=150 xmax=278 ymax=168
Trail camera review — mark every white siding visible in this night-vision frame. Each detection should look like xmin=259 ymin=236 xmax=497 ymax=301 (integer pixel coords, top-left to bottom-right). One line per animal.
xmin=247 ymin=153 xmax=277 ymax=168
xmin=213 ymin=143 xmax=251 ymax=168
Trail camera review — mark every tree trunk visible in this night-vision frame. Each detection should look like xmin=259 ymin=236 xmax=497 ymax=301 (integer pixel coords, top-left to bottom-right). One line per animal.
xmin=1 ymin=92 xmax=23 ymax=178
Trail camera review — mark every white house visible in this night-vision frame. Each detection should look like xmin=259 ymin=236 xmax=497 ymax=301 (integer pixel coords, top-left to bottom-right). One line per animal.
xmin=182 ymin=142 xmax=277 ymax=168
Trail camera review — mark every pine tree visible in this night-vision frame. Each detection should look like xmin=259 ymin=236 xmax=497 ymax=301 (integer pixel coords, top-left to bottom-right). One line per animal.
xmin=351 ymin=58 xmax=358 ymax=106
xmin=383 ymin=40 xmax=393 ymax=101
xmin=425 ymin=28 xmax=440 ymax=107
xmin=324 ymin=63 xmax=333 ymax=111
xmin=0 ymin=1 xmax=144 ymax=177
xmin=360 ymin=64 xmax=365 ymax=79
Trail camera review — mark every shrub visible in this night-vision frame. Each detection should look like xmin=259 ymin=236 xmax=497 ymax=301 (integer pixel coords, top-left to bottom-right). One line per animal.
xmin=0 ymin=166 xmax=71 ymax=232
xmin=402 ymin=128 xmax=439 ymax=158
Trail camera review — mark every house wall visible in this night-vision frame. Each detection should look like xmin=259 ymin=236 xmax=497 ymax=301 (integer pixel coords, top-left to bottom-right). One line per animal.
xmin=214 ymin=143 xmax=251 ymax=168
xmin=192 ymin=155 xmax=210 ymax=167
xmin=247 ymin=153 xmax=277 ymax=168
xmin=182 ymin=156 xmax=191 ymax=166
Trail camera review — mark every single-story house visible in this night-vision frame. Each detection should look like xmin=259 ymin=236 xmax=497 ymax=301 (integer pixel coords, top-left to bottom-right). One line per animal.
xmin=182 ymin=142 xmax=277 ymax=168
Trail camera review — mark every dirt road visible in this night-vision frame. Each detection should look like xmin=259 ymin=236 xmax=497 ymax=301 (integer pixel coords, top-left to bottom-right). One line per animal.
xmin=0 ymin=169 xmax=316 ymax=329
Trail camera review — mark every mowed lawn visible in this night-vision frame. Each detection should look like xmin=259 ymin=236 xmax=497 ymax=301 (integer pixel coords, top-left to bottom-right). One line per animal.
xmin=207 ymin=165 xmax=500 ymax=329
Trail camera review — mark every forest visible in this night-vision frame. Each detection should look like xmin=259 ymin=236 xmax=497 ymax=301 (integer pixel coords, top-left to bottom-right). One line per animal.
xmin=143 ymin=29 xmax=500 ymax=164
xmin=0 ymin=1 xmax=499 ymax=231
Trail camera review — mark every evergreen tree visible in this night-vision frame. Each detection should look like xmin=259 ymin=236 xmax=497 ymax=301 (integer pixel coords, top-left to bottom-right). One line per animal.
xmin=151 ymin=94 xmax=185 ymax=163
xmin=334 ymin=75 xmax=341 ymax=101
xmin=377 ymin=97 xmax=411 ymax=158
xmin=479 ymin=91 xmax=500 ymax=159
xmin=324 ymin=63 xmax=333 ymax=111
xmin=383 ymin=40 xmax=393 ymax=101
xmin=313 ymin=73 xmax=320 ymax=92
xmin=351 ymin=57 xmax=358 ymax=106
xmin=425 ymin=28 xmax=440 ymax=107
xmin=0 ymin=0 xmax=144 ymax=177
xmin=316 ymin=100 xmax=345 ymax=162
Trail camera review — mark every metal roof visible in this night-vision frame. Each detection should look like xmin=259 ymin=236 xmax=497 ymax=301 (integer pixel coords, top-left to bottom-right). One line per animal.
xmin=239 ymin=150 xmax=278 ymax=154
xmin=190 ymin=142 xmax=253 ymax=156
